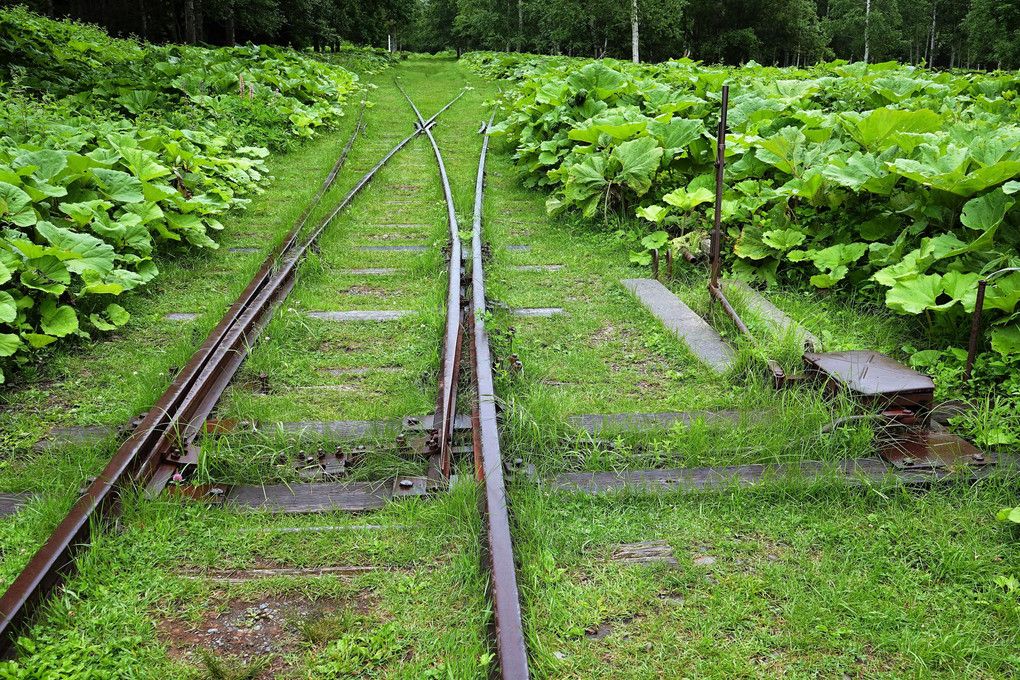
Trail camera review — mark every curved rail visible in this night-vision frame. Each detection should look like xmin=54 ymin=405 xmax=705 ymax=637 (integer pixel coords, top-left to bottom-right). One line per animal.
xmin=0 ymin=92 xmax=465 ymax=656
xmin=469 ymin=116 xmax=531 ymax=679
xmin=395 ymin=79 xmax=463 ymax=483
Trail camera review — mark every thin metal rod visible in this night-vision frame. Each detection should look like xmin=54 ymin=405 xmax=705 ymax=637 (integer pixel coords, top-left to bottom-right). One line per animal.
xmin=965 ymin=279 xmax=987 ymax=381
xmin=709 ymin=283 xmax=756 ymax=346
xmin=470 ymin=114 xmax=531 ymax=679
xmin=709 ymin=85 xmax=730 ymax=300
xmin=964 ymin=267 xmax=1019 ymax=380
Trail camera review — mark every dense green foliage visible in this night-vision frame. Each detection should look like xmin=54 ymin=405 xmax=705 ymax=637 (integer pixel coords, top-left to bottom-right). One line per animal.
xmin=469 ymin=51 xmax=1020 ymax=422
xmin=0 ymin=8 xmax=371 ymax=383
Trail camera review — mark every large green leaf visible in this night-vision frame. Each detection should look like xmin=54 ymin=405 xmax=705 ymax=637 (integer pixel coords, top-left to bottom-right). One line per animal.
xmin=35 ymin=221 xmax=116 ymax=276
xmin=115 ymin=90 xmax=159 ymax=115
xmin=89 ymin=302 xmax=130 ymax=331
xmin=0 ymin=290 xmax=15 ymax=324
xmin=822 ymin=151 xmax=897 ymax=195
xmin=983 ymin=273 xmax=1020 ymax=313
xmin=13 ymin=149 xmax=69 ymax=182
xmin=564 ymin=156 xmax=608 ymax=203
xmin=39 ymin=299 xmax=79 ymax=337
xmin=756 ymin=127 xmax=806 ymax=176
xmin=23 ymin=333 xmax=58 ymax=349
xmin=886 ymin=274 xmax=945 ymax=314
xmin=663 ymin=186 xmax=714 ymax=212
xmin=762 ymin=229 xmax=806 ymax=251
xmin=91 ymin=168 xmax=144 ymax=203
xmin=636 ymin=205 xmax=668 ymax=224
xmin=851 ymin=107 xmax=943 ymax=150
xmin=942 ymin=271 xmax=981 ymax=312
xmin=0 ymin=333 xmax=20 ymax=357
xmin=812 ymin=242 xmax=868 ymax=271
xmin=991 ymin=325 xmax=1020 ymax=355
xmin=0 ymin=181 xmax=37 ymax=227
xmin=118 ymin=147 xmax=171 ymax=182
xmin=611 ymin=137 xmax=663 ymax=196
xmin=566 ymin=63 xmax=627 ymax=99
xmin=646 ymin=118 xmax=704 ymax=156
xmin=20 ymin=255 xmax=70 ymax=295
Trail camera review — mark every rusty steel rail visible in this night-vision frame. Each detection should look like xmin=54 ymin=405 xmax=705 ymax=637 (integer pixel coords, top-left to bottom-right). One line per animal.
xmin=0 ymin=93 xmax=464 ymax=656
xmin=470 ymin=116 xmax=531 ymax=678
xmin=395 ymin=79 xmax=464 ymax=483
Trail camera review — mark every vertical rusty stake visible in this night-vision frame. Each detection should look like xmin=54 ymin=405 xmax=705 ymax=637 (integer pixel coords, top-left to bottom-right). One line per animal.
xmin=652 ymin=249 xmax=660 ymax=280
xmin=964 ymin=268 xmax=1019 ymax=381
xmin=964 ymin=279 xmax=987 ymax=381
xmin=709 ymin=85 xmax=730 ymax=310
xmin=666 ymin=248 xmax=673 ymax=280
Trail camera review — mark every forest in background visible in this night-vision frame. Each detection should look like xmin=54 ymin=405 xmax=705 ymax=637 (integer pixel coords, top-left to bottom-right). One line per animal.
xmin=2 ymin=0 xmax=1019 ymax=70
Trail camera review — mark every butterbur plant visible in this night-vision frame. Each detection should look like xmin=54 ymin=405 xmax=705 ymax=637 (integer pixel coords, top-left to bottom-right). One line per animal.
xmin=0 ymin=7 xmax=367 ymax=384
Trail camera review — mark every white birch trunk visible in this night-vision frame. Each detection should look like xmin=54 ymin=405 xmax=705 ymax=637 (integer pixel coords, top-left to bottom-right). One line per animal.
xmin=928 ymin=1 xmax=937 ymax=65
xmin=518 ymin=0 xmax=524 ymax=51
xmin=631 ymin=0 xmax=639 ymax=63
xmin=864 ymin=0 xmax=871 ymax=63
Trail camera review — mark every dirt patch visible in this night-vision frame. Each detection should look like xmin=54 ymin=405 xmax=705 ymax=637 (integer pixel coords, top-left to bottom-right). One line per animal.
xmin=156 ymin=591 xmax=378 ymax=676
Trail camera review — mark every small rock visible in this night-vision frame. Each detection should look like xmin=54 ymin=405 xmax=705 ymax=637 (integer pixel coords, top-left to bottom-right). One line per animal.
xmin=260 ymin=603 xmax=269 ymax=610
xmin=207 ymin=628 xmax=219 ymax=634
xmin=693 ymin=556 xmax=716 ymax=566
xmin=253 ymin=625 xmax=262 ymax=631
xmin=766 ymin=554 xmax=779 ymax=562
xmin=704 ymin=574 xmax=717 ymax=585
xmin=553 ymin=651 xmax=567 ymax=660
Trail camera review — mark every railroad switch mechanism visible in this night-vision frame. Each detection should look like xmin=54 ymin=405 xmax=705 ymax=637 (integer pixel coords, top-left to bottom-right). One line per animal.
xmin=804 ymin=349 xmax=988 ymax=471
xmin=877 ymin=431 xmax=992 ymax=470
xmin=804 ymin=350 xmax=935 ymax=409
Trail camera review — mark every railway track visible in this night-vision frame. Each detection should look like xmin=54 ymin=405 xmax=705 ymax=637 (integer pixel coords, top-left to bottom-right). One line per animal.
xmin=0 ymin=79 xmax=531 ymax=678
xmin=4 ymin=61 xmax=1016 ymax=679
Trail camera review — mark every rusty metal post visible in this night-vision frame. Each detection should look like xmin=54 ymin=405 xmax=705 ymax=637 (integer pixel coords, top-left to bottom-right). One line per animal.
xmin=709 ymin=85 xmax=730 ymax=307
xmin=964 ymin=268 xmax=1019 ymax=381
xmin=666 ymin=248 xmax=673 ymax=280
xmin=652 ymin=249 xmax=659 ymax=280
xmin=964 ymin=279 xmax=987 ymax=381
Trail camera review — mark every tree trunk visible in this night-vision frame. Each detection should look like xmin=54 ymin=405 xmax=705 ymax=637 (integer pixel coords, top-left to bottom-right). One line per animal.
xmin=184 ymin=0 xmax=196 ymax=44
xmin=195 ymin=0 xmax=203 ymax=42
xmin=138 ymin=0 xmax=147 ymax=40
xmin=949 ymin=43 xmax=955 ymax=70
xmin=928 ymin=1 xmax=936 ymax=66
xmin=517 ymin=0 xmax=524 ymax=51
xmin=225 ymin=4 xmax=235 ymax=46
xmin=631 ymin=0 xmax=639 ymax=63
xmin=863 ymin=0 xmax=870 ymax=63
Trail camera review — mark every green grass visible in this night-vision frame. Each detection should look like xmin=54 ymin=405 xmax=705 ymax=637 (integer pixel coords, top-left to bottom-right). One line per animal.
xmin=0 ymin=481 xmax=492 ymax=679
xmin=511 ymin=481 xmax=1020 ymax=679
